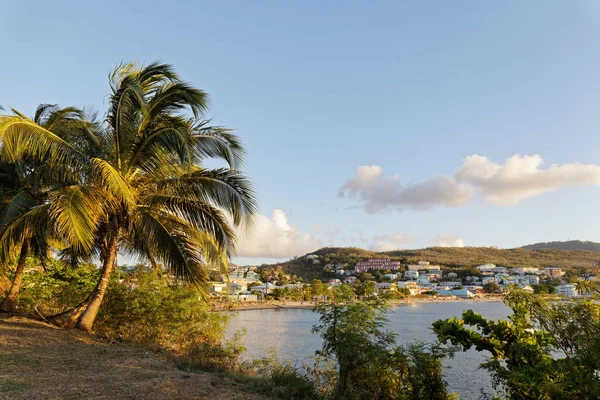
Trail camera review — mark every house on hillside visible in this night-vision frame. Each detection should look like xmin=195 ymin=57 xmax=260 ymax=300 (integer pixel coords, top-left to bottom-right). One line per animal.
xmin=345 ymin=276 xmax=357 ymax=285
xmin=375 ymin=282 xmax=396 ymax=293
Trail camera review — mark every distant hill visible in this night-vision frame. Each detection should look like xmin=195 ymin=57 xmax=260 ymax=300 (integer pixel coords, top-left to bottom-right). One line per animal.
xmin=521 ymin=240 xmax=600 ymax=252
xmin=252 ymin=246 xmax=600 ymax=281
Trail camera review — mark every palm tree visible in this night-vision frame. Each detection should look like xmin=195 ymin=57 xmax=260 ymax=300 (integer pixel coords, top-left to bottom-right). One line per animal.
xmin=48 ymin=62 xmax=255 ymax=332
xmin=0 ymin=105 xmax=89 ymax=312
xmin=575 ymin=279 xmax=597 ymax=296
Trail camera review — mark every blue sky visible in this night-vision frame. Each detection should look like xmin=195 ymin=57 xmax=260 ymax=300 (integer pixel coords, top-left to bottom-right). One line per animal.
xmin=3 ymin=1 xmax=600 ymax=265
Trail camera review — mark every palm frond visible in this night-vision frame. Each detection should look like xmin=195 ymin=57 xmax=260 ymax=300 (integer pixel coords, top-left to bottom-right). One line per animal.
xmin=49 ymin=186 xmax=105 ymax=252
xmin=155 ymin=167 xmax=257 ymax=227
xmin=130 ymin=209 xmax=213 ymax=292
xmin=91 ymin=158 xmax=136 ymax=208
xmin=191 ymin=121 xmax=245 ymax=169
xmin=0 ymin=190 xmax=38 ymax=228
xmin=0 ymin=204 xmax=49 ymax=263
xmin=0 ymin=113 xmax=86 ymax=168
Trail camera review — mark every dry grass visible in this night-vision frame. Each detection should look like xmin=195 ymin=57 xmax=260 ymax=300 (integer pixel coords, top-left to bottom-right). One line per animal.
xmin=0 ymin=316 xmax=268 ymax=400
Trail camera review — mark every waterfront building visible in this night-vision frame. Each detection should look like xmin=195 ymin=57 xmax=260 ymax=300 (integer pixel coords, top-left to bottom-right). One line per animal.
xmin=397 ymin=281 xmax=420 ymax=295
xmin=436 ymin=289 xmax=474 ymax=298
xmin=375 ymin=282 xmax=396 ymax=292
xmin=417 ymin=276 xmax=430 ymax=285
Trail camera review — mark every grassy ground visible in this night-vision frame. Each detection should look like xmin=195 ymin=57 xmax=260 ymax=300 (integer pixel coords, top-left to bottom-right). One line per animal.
xmin=0 ymin=316 xmax=268 ymax=400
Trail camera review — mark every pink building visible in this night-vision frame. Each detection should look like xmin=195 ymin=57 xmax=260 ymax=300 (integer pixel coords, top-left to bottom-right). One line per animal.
xmin=355 ymin=258 xmax=402 ymax=272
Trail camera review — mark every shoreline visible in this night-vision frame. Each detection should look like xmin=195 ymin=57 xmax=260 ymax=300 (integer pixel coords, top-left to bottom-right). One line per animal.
xmin=213 ymin=296 xmax=505 ymax=312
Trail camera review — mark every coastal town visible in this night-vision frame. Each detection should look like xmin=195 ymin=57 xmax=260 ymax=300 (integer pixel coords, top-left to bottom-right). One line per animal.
xmin=209 ymin=254 xmax=597 ymax=304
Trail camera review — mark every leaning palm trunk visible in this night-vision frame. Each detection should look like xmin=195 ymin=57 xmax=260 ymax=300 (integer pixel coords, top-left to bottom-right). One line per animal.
xmin=75 ymin=236 xmax=118 ymax=332
xmin=46 ymin=294 xmax=91 ymax=328
xmin=0 ymin=240 xmax=29 ymax=313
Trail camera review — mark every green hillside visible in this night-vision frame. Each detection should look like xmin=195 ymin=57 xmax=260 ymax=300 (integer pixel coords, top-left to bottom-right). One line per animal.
xmin=254 ymin=246 xmax=600 ymax=281
xmin=521 ymin=240 xmax=600 ymax=252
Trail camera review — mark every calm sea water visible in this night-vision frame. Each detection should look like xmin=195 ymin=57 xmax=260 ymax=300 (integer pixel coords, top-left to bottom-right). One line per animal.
xmin=227 ymin=301 xmax=511 ymax=400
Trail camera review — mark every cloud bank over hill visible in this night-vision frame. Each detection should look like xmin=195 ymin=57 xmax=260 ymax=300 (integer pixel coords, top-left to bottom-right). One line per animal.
xmin=433 ymin=233 xmax=465 ymax=247
xmin=235 ymin=209 xmax=321 ymax=258
xmin=369 ymin=233 xmax=416 ymax=252
xmin=340 ymin=154 xmax=600 ymax=212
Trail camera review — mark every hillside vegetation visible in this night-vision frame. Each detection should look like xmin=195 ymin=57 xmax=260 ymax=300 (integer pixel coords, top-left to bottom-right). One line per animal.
xmin=521 ymin=240 xmax=600 ymax=252
xmin=258 ymin=246 xmax=600 ymax=281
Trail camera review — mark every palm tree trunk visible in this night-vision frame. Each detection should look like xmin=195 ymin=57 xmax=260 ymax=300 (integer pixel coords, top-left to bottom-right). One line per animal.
xmin=76 ymin=236 xmax=118 ymax=332
xmin=0 ymin=240 xmax=29 ymax=313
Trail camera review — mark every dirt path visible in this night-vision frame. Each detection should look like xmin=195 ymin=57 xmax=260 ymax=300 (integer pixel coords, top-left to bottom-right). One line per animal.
xmin=0 ymin=317 xmax=268 ymax=400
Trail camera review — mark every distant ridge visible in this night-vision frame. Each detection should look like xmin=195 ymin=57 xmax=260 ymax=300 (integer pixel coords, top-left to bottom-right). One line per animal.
xmin=520 ymin=240 xmax=600 ymax=252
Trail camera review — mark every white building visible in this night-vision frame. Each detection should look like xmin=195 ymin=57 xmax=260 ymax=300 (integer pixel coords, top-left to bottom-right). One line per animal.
xmin=383 ymin=273 xmax=399 ymax=281
xmin=345 ymin=276 xmax=357 ymax=285
xmin=417 ymin=276 xmax=430 ymax=285
xmin=556 ymin=284 xmax=577 ymax=297
xmin=510 ymin=267 xmax=540 ymax=275
xmin=375 ymin=282 xmax=396 ymax=292
xmin=397 ymin=281 xmax=420 ymax=295
xmin=251 ymin=282 xmax=277 ymax=294
xmin=477 ymin=263 xmax=496 ymax=272
xmin=407 ymin=261 xmax=442 ymax=271
xmin=328 ymin=279 xmax=342 ymax=287
xmin=514 ymin=275 xmax=539 ymax=286
xmin=404 ymin=270 xmax=419 ymax=280
xmin=482 ymin=276 xmax=498 ymax=285
xmin=438 ymin=281 xmax=462 ymax=289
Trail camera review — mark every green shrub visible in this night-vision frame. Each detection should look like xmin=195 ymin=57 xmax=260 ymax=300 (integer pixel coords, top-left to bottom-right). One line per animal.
xmin=96 ymin=267 xmax=246 ymax=372
xmin=17 ymin=260 xmax=97 ymax=315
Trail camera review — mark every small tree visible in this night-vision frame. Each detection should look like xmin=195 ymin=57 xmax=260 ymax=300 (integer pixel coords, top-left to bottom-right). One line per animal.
xmin=312 ymin=295 xmax=453 ymax=399
xmin=483 ymin=282 xmax=501 ymax=293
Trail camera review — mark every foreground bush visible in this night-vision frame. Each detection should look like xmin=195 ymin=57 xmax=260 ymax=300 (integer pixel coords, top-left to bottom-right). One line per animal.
xmin=96 ymin=266 xmax=245 ymax=372
xmin=433 ymin=287 xmax=600 ymax=399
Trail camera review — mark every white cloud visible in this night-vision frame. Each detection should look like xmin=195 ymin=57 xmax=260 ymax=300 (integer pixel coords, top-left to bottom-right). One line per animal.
xmin=338 ymin=165 xmax=472 ymax=213
xmin=235 ymin=209 xmax=321 ymax=258
xmin=433 ymin=234 xmax=465 ymax=247
xmin=340 ymin=155 xmax=600 ymax=212
xmin=369 ymin=233 xmax=415 ymax=252
xmin=456 ymin=154 xmax=600 ymax=205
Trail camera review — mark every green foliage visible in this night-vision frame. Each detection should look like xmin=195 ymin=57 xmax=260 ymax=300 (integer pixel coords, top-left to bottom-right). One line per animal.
xmin=483 ymin=282 xmax=502 ymax=293
xmin=17 ymin=260 xmax=97 ymax=315
xmin=96 ymin=268 xmax=245 ymax=372
xmin=432 ymin=288 xmax=600 ymax=399
xmin=530 ymin=284 xmax=556 ymax=294
xmin=312 ymin=296 xmax=454 ymax=400
xmin=241 ymin=349 xmax=320 ymax=400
